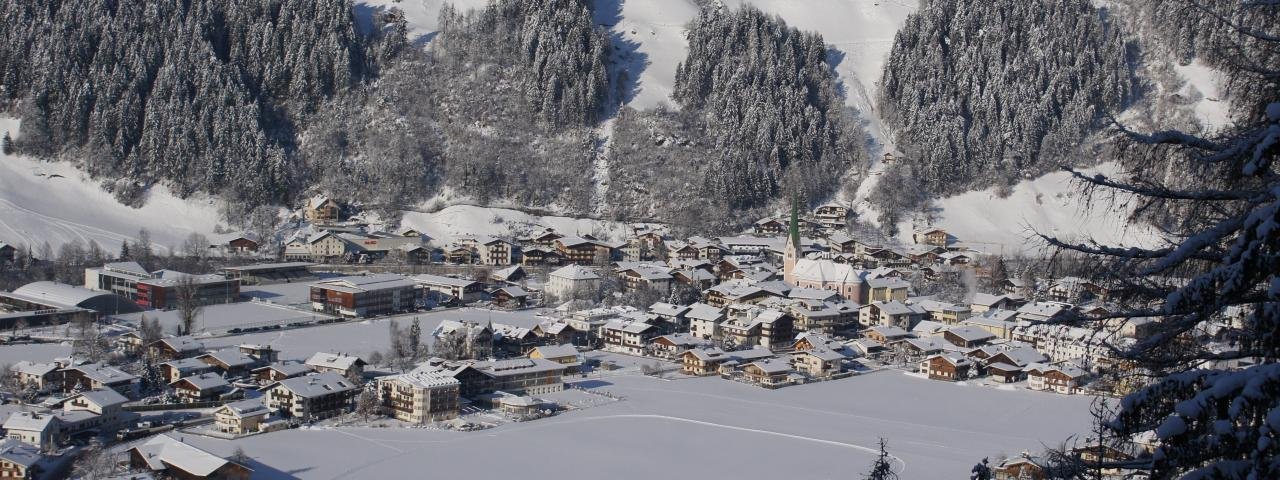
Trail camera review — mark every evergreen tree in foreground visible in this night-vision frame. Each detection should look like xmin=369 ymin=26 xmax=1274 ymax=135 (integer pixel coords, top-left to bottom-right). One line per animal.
xmin=1036 ymin=2 xmax=1279 ymax=477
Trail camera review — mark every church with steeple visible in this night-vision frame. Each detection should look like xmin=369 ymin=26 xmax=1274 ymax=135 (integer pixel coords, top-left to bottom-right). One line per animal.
xmin=782 ymin=194 xmax=869 ymax=303
xmin=783 ymin=195 xmax=801 ymax=285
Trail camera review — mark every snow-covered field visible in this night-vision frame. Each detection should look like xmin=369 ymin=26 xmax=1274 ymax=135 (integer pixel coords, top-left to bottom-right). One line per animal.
xmin=0 ymin=342 xmax=71 ymax=365
xmin=178 ymin=372 xmax=1093 ymax=479
xmin=0 ymin=117 xmax=224 ymax=254
xmin=111 ymin=302 xmax=337 ymax=336
xmin=196 ymin=307 xmax=550 ymax=362
xmin=896 ymin=162 xmax=1165 ymax=255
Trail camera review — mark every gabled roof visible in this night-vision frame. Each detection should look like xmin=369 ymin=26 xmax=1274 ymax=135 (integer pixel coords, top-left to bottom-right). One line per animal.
xmin=130 ymin=434 xmax=245 ymax=477
xmin=531 ymin=344 xmax=578 ymax=359
xmin=946 ymin=326 xmax=997 ymax=343
xmin=217 ymin=398 xmax=269 ymax=418
xmin=69 ymin=388 xmax=129 ymax=408
xmin=867 ymin=325 xmax=910 ymax=338
xmin=266 ymin=372 xmax=358 ymax=399
xmin=387 ymin=369 xmax=460 ymax=389
xmin=172 ymin=373 xmax=229 ymax=392
xmin=685 ymin=303 xmax=724 ymax=322
xmin=13 ymin=361 xmax=58 ymax=377
xmin=64 ymin=363 xmax=138 ymax=384
xmin=0 ymin=438 xmax=41 ymax=467
xmin=305 ymin=352 xmax=365 ymax=371
xmin=155 ymin=336 xmax=205 ymax=353
xmin=254 ymin=362 xmax=314 ymax=377
xmin=549 ymin=264 xmax=600 ymax=281
xmin=3 ymin=411 xmax=58 ymax=432
xmin=971 ymin=292 xmax=1012 ymax=307
xmin=988 ymin=346 xmax=1047 ymax=367
xmin=198 ymin=349 xmax=258 ymax=369
xmin=748 ymin=359 xmax=792 ymax=375
xmin=797 ymin=348 xmax=848 ymax=362
xmin=649 ymin=302 xmax=691 ymax=317
xmin=791 ymin=259 xmax=866 ymax=285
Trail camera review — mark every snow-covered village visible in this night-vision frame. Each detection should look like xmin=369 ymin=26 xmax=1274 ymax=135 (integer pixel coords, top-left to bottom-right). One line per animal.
xmin=0 ymin=0 xmax=1275 ymax=479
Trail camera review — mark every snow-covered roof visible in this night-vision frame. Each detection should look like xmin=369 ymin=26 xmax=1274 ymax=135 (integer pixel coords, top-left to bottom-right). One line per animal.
xmin=970 ymin=292 xmax=1011 ymax=307
xmin=268 ymin=373 xmax=358 ymax=399
xmin=0 ymin=438 xmax=41 ymax=467
xmin=531 ymin=344 xmax=578 ymax=359
xmin=748 ymin=359 xmax=792 ymax=375
xmin=173 ymin=373 xmax=229 ymax=391
xmin=156 ymin=336 xmax=205 ymax=353
xmin=131 ymin=434 xmax=243 ymax=476
xmin=471 ymin=358 xmax=568 ymax=377
xmin=791 ymin=259 xmax=866 ymax=284
xmin=798 ymin=348 xmax=848 ymax=362
xmin=491 ymin=265 xmax=523 ymax=281
xmin=9 ymin=281 xmax=111 ymax=309
xmin=649 ymin=302 xmax=690 ymax=317
xmin=103 ymin=261 xmax=150 ymax=277
xmin=549 ymin=264 xmax=600 ymax=281
xmin=685 ymin=303 xmax=724 ymax=322
xmin=3 ymin=411 xmax=57 ymax=432
xmin=989 ymin=346 xmax=1047 ymax=367
xmin=867 ymin=325 xmax=910 ymax=338
xmin=13 ymin=361 xmax=57 ymax=377
xmin=69 ymin=388 xmax=128 ymax=408
xmin=305 ymin=352 xmax=364 ymax=371
xmin=218 ymin=398 xmax=269 ymax=418
xmin=198 ymin=349 xmax=257 ymax=368
xmin=64 ymin=363 xmax=137 ymax=384
xmin=412 ymin=273 xmax=479 ymax=288
xmin=163 ymin=357 xmax=213 ymax=372
xmin=315 ymin=273 xmax=417 ymax=293
xmin=1017 ymin=302 xmax=1068 ymax=319
xmin=946 ymin=326 xmax=997 ymax=343
xmin=390 ymin=369 xmax=460 ymax=389
xmin=254 ymin=362 xmax=314 ymax=377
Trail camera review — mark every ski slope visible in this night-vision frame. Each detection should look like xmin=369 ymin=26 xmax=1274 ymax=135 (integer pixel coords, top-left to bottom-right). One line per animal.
xmin=0 ymin=118 xmax=224 ymax=254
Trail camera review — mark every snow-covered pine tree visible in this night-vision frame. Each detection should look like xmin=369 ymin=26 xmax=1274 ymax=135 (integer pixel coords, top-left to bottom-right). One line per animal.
xmin=1036 ymin=2 xmax=1279 ymax=476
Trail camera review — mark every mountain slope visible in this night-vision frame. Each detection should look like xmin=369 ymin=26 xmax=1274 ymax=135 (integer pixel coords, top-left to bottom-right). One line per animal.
xmin=0 ymin=118 xmax=222 ymax=254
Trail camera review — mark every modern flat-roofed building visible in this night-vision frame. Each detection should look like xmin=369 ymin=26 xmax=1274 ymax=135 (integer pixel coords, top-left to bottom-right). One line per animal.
xmin=84 ymin=262 xmax=239 ymax=309
xmin=411 ymin=274 xmax=484 ymax=304
xmin=220 ymin=262 xmax=315 ymax=285
xmin=136 ymin=270 xmax=240 ymax=310
xmin=309 ymin=274 xmax=418 ymax=318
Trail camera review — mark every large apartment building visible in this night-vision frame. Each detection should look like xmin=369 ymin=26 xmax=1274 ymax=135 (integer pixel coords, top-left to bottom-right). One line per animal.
xmin=261 ymin=373 xmax=360 ymax=421
xmin=377 ymin=370 xmax=460 ymax=424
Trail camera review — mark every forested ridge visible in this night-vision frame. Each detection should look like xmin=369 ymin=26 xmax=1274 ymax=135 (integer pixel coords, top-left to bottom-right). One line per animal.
xmin=673 ymin=6 xmax=864 ymax=209
xmin=0 ymin=0 xmax=389 ymax=208
xmin=877 ymin=0 xmax=1133 ymax=199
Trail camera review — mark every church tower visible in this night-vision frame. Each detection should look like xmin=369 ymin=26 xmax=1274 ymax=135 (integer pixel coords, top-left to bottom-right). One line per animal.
xmin=783 ymin=194 xmax=800 ymax=286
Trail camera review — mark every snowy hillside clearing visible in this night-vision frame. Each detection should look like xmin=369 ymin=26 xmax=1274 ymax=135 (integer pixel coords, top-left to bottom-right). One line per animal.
xmin=0 ymin=117 xmax=224 ymax=254
xmin=894 ymin=162 xmax=1164 ymax=255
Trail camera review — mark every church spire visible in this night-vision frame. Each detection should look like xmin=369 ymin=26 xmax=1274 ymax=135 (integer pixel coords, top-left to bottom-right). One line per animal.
xmin=788 ymin=192 xmax=801 ymax=249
